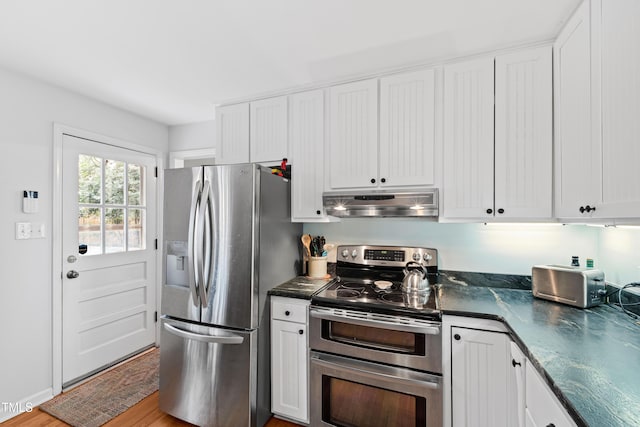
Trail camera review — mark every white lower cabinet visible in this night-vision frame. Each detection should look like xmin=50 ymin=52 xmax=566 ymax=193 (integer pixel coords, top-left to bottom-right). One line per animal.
xmin=446 ymin=316 xmax=577 ymax=427
xmin=450 ymin=325 xmax=511 ymax=427
xmin=270 ymin=297 xmax=309 ymax=424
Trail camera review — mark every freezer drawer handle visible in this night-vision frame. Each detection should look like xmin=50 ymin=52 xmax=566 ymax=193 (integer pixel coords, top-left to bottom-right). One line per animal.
xmin=164 ymin=323 xmax=244 ymax=345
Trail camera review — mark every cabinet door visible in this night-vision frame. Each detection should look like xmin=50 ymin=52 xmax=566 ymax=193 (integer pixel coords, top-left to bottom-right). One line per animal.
xmin=379 ymin=69 xmax=436 ymax=187
xmin=451 ymin=327 xmax=510 ymax=427
xmin=553 ymin=2 xmax=601 ymax=218
xmin=525 ymin=363 xmax=577 ymax=427
xmin=250 ymin=96 xmax=288 ymax=163
xmin=290 ymin=90 xmax=326 ymax=222
xmin=596 ymin=0 xmax=640 ymax=217
xmin=216 ymin=103 xmax=250 ymax=165
xmin=495 ymin=47 xmax=552 ymax=219
xmin=443 ymin=58 xmax=495 ymax=218
xmin=328 ymin=79 xmax=379 ymax=189
xmin=509 ymin=341 xmax=527 ymax=427
xmin=271 ymin=319 xmax=308 ymax=423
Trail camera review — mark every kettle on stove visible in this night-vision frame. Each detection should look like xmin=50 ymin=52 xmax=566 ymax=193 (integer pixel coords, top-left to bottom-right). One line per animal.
xmin=401 ymin=261 xmax=430 ymax=293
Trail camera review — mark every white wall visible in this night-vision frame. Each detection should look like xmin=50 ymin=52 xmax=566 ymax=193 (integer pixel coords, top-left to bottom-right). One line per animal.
xmin=168 ymin=120 xmax=215 ymax=152
xmin=598 ymin=226 xmax=640 ymax=286
xmin=0 ymin=66 xmax=167 ymax=420
xmin=305 ymin=220 xmax=599 ymax=275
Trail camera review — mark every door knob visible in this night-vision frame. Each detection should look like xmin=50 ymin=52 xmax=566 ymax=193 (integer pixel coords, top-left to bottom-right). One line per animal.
xmin=67 ymin=270 xmax=80 ymax=279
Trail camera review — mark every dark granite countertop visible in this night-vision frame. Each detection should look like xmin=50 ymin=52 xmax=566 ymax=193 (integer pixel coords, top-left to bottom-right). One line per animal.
xmin=438 ymin=284 xmax=640 ymax=427
xmin=268 ymin=276 xmax=336 ymax=299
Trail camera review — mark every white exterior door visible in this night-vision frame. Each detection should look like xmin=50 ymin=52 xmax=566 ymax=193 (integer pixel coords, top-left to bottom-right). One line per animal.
xmin=379 ymin=69 xmax=436 ymax=188
xmin=61 ymin=134 xmax=157 ymax=385
xmin=328 ymin=79 xmax=379 ymax=189
xmin=494 ymin=46 xmax=553 ymax=219
xmin=443 ymin=58 xmax=495 ymax=218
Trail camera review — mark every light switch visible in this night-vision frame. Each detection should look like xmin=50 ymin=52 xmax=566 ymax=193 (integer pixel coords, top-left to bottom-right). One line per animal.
xmin=15 ymin=222 xmax=31 ymax=239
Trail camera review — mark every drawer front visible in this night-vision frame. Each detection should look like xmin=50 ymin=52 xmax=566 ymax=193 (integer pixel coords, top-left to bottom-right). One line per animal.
xmin=272 ymin=297 xmax=308 ymax=324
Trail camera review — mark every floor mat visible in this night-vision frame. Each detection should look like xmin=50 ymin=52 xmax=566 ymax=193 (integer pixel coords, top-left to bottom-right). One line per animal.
xmin=40 ymin=348 xmax=159 ymax=427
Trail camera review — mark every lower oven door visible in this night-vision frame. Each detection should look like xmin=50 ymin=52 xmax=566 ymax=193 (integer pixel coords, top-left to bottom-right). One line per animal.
xmin=310 ymin=351 xmax=442 ymax=427
xmin=310 ymin=306 xmax=442 ymax=374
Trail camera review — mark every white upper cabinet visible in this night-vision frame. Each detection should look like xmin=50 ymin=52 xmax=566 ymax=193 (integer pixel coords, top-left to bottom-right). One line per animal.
xmin=289 ymin=90 xmax=326 ymax=222
xmin=250 ymin=96 xmax=288 ymax=163
xmin=328 ymin=79 xmax=379 ymax=189
xmin=443 ymin=57 xmax=495 ymax=218
xmin=216 ymin=103 xmax=250 ymax=165
xmin=379 ymin=69 xmax=436 ymax=187
xmin=554 ymin=1 xmax=599 ymax=219
xmin=555 ymin=0 xmax=640 ymax=220
xmin=595 ymin=0 xmax=640 ymax=218
xmin=495 ymin=46 xmax=553 ymax=219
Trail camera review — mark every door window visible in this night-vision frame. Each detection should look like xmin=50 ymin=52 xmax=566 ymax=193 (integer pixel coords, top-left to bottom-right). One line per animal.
xmin=78 ymin=154 xmax=146 ymax=255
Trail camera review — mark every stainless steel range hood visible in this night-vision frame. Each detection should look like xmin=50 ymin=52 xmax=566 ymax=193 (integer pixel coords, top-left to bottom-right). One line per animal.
xmin=322 ymin=189 xmax=438 ymax=218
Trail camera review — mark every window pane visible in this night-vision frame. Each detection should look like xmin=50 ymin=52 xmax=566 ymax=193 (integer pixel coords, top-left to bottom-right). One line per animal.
xmin=104 ymin=159 xmax=125 ymax=205
xmin=128 ymin=209 xmax=145 ymax=251
xmin=105 ymin=208 xmax=125 ymax=253
xmin=78 ymin=155 xmax=101 ymax=204
xmin=127 ymin=164 xmax=145 ymax=206
xmin=79 ymin=207 xmax=102 ymax=255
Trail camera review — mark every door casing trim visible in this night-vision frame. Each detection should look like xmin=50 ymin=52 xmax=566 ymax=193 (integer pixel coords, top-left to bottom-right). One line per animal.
xmin=52 ymin=123 xmax=164 ymax=395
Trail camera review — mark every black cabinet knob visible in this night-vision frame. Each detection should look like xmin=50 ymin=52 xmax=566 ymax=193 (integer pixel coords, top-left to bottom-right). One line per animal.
xmin=298 ymin=329 xmax=304 ymax=335
xmin=579 ymin=206 xmax=585 ymax=213
xmin=316 ymin=210 xmax=321 ymax=215
xmin=381 ymin=178 xmax=386 ymax=183
xmin=285 ymin=311 xmax=290 ymax=316
xmin=546 ymin=424 xmax=556 ymax=427
xmin=512 ymin=359 xmax=521 ymax=367
xmin=486 ymin=208 xmax=493 ymax=214
xmin=454 ymin=334 xmax=461 ymax=341
xmin=370 ymin=178 xmax=376 ymax=184
xmin=497 ymin=208 xmax=505 ymax=214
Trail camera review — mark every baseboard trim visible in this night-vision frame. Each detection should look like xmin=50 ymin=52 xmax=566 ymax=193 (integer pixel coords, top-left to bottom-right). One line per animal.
xmin=0 ymin=387 xmax=54 ymax=423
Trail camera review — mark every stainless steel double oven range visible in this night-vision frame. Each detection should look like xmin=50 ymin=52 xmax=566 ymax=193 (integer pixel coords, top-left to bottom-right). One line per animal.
xmin=310 ymin=245 xmax=443 ymax=427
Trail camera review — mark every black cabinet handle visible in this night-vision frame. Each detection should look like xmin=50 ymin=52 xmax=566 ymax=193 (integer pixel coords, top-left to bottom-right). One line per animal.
xmin=579 ymin=206 xmax=585 ymax=213
xmin=497 ymin=208 xmax=505 ymax=214
xmin=316 ymin=210 xmax=321 ymax=215
xmin=512 ymin=359 xmax=521 ymax=367
xmin=546 ymin=424 xmax=556 ymax=427
xmin=580 ymin=205 xmax=596 ymax=213
xmin=298 ymin=329 xmax=304 ymax=335
xmin=486 ymin=208 xmax=493 ymax=214
xmin=454 ymin=334 xmax=461 ymax=341
xmin=370 ymin=178 xmax=376 ymax=184
xmin=381 ymin=178 xmax=386 ymax=183
xmin=285 ymin=311 xmax=290 ymax=316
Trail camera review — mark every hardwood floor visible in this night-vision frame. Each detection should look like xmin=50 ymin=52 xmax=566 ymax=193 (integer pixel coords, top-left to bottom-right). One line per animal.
xmin=1 ymin=391 xmax=301 ymax=427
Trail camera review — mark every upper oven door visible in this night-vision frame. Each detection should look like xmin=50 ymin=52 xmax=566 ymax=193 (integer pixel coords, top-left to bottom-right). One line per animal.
xmin=309 ymin=306 xmax=442 ymax=374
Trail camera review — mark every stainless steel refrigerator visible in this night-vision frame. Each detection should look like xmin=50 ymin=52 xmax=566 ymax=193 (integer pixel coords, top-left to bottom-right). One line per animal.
xmin=159 ymin=163 xmax=301 ymax=427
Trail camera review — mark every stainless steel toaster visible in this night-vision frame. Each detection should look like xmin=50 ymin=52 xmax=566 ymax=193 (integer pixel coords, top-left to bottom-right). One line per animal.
xmin=532 ymin=265 xmax=606 ymax=308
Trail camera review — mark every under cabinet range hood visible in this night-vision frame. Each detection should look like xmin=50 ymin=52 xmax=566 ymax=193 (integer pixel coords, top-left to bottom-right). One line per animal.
xmin=322 ymin=189 xmax=438 ymax=218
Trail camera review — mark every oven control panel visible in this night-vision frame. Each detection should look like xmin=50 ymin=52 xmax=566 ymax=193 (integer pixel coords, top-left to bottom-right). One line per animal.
xmin=338 ymin=245 xmax=438 ymax=268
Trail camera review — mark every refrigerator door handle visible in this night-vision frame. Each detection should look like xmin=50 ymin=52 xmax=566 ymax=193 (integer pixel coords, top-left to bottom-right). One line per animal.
xmin=163 ymin=323 xmax=244 ymax=345
xmin=198 ymin=180 xmax=212 ymax=308
xmin=187 ymin=180 xmax=201 ymax=306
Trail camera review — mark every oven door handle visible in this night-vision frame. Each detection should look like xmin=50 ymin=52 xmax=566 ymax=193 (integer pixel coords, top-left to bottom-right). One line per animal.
xmin=311 ymin=351 xmax=441 ymax=389
xmin=309 ymin=309 xmax=441 ymax=335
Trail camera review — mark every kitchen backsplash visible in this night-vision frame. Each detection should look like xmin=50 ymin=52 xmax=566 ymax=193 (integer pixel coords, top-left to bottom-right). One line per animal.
xmin=304 ymin=220 xmax=640 ymax=289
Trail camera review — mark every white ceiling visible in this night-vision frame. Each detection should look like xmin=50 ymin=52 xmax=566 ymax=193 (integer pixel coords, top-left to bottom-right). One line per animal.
xmin=0 ymin=0 xmax=580 ymax=125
